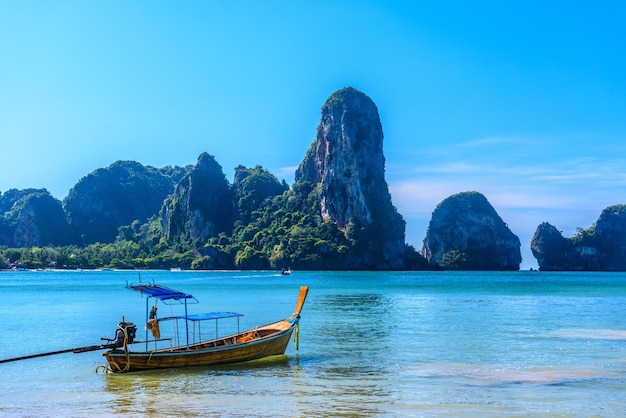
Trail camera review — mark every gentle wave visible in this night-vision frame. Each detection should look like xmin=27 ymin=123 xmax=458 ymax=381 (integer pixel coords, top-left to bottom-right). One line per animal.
xmin=553 ymin=328 xmax=626 ymax=340
xmin=407 ymin=363 xmax=621 ymax=386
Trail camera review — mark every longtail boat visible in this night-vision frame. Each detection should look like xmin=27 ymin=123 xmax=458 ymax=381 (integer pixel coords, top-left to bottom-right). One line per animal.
xmin=100 ymin=282 xmax=309 ymax=373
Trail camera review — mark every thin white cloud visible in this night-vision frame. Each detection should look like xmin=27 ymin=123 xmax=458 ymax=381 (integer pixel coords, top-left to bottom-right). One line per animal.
xmin=456 ymin=135 xmax=532 ymax=148
xmin=274 ymin=165 xmax=299 ymax=182
xmin=404 ymin=162 xmax=490 ymax=175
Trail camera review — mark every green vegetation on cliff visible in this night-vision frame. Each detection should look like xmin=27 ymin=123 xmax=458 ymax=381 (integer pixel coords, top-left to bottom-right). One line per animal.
xmin=0 ymin=189 xmax=72 ymax=247
xmin=64 ymin=161 xmax=185 ymax=245
xmin=1 ymin=173 xmax=430 ymax=270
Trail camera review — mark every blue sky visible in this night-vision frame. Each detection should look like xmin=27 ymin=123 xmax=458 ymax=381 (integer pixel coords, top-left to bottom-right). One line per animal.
xmin=2 ymin=1 xmax=625 ymax=268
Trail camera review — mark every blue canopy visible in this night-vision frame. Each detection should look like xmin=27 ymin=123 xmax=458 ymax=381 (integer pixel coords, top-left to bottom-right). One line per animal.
xmin=126 ymin=283 xmax=198 ymax=305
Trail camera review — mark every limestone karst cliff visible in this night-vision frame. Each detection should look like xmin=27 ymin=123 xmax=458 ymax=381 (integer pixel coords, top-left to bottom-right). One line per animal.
xmin=64 ymin=161 xmax=182 ymax=244
xmin=531 ymin=204 xmax=626 ymax=270
xmin=0 ymin=189 xmax=72 ymax=247
xmin=161 ymin=153 xmax=235 ymax=243
xmin=422 ymin=191 xmax=521 ymax=270
xmin=295 ymin=87 xmax=406 ymax=269
xmin=0 ymin=87 xmax=417 ymax=271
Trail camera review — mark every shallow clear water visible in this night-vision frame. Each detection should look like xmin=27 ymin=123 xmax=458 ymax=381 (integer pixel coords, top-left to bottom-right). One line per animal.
xmin=1 ymin=270 xmax=625 ymax=417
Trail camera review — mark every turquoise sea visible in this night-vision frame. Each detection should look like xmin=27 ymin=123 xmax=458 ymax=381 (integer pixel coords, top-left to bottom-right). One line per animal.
xmin=0 ymin=270 xmax=625 ymax=417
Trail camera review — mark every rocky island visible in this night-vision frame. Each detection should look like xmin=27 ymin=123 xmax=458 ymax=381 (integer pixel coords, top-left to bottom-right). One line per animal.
xmin=422 ymin=191 xmax=522 ymax=270
xmin=531 ymin=204 xmax=626 ymax=271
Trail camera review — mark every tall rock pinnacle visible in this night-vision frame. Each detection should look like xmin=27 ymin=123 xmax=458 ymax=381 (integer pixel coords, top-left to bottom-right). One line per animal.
xmin=296 ymin=87 xmax=405 ymax=269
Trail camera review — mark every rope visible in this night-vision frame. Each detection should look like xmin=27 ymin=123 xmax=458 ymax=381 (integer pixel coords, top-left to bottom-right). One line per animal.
xmin=121 ymin=325 xmax=131 ymax=372
xmin=237 ymin=332 xmax=255 ymax=344
xmin=96 ymin=323 xmax=133 ymax=373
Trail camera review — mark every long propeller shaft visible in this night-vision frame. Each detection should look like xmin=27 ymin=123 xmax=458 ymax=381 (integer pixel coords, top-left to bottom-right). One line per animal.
xmin=0 ymin=343 xmax=113 ymax=364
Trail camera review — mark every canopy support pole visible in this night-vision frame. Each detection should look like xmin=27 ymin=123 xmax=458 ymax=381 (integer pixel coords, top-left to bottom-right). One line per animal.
xmin=145 ymin=296 xmax=150 ymax=351
xmin=185 ymin=298 xmax=190 ymax=348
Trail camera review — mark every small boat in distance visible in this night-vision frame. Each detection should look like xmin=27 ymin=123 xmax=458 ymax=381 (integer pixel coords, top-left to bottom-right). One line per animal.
xmin=101 ymin=282 xmax=308 ymax=373
xmin=281 ymin=268 xmax=292 ymax=276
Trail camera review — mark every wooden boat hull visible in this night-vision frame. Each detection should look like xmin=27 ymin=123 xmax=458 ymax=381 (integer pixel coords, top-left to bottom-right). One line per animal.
xmin=103 ymin=319 xmax=296 ymax=373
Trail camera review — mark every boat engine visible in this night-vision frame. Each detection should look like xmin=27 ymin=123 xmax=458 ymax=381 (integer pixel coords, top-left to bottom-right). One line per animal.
xmin=102 ymin=321 xmax=137 ymax=348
